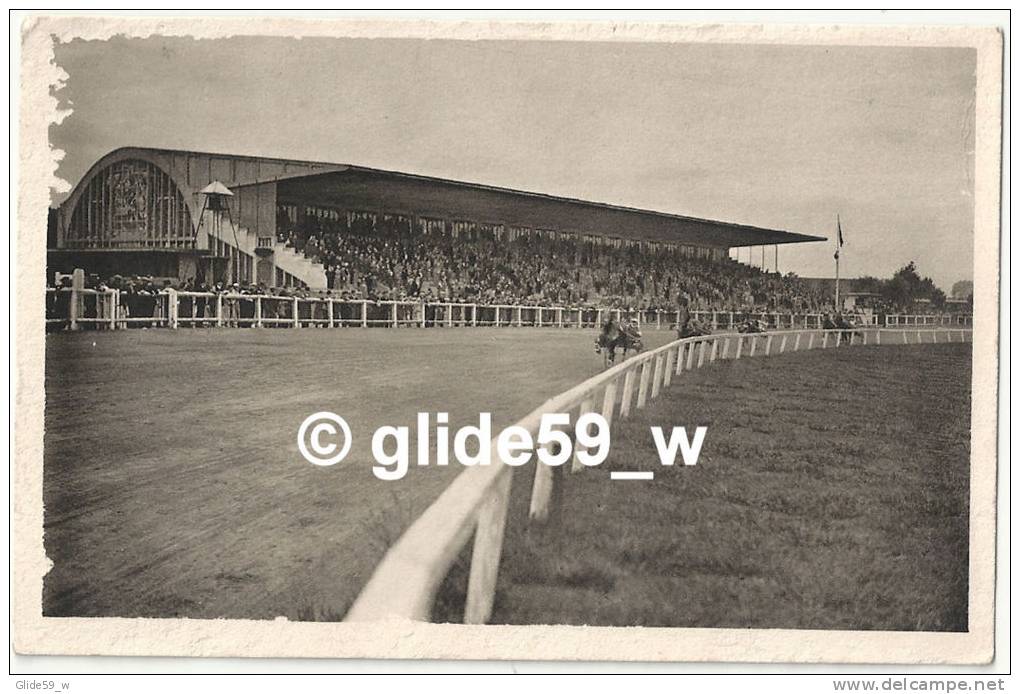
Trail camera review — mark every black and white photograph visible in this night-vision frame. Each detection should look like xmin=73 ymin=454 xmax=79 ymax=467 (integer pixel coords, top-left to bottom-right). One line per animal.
xmin=12 ymin=13 xmax=1004 ymax=673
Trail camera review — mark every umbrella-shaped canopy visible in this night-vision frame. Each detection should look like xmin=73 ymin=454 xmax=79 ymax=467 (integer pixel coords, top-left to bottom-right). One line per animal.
xmin=200 ymin=181 xmax=234 ymax=197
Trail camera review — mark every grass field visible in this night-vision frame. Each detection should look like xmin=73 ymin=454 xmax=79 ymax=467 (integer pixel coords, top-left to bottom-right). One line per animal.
xmin=43 ymin=326 xmax=676 ymax=619
xmin=432 ymin=342 xmax=972 ymax=631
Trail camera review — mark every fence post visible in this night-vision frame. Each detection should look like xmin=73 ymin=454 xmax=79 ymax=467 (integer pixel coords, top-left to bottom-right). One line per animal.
xmin=779 ymin=334 xmax=787 ymax=353
xmin=764 ymin=335 xmax=772 ymax=356
xmin=687 ymin=340 xmax=697 ymax=369
xmin=675 ymin=343 xmax=685 ymax=375
xmin=663 ymin=348 xmax=674 ymax=387
xmin=327 ymin=299 xmax=334 ymax=328
xmin=822 ymin=332 xmax=829 ymax=348
xmin=571 ymin=399 xmax=594 ymax=472
xmin=620 ymin=368 xmax=637 ymax=418
xmin=516 ymin=306 xmax=523 ymax=327
xmin=557 ymin=307 xmax=564 ymax=328
xmin=709 ymin=339 xmax=718 ymax=362
xmin=390 ymin=302 xmax=398 ymax=328
xmin=216 ymin=294 xmax=223 ymax=327
xmin=465 ymin=470 xmax=513 ymax=624
xmin=68 ymin=288 xmax=79 ymax=331
xmin=697 ymin=340 xmax=707 ymax=367
xmin=601 ymin=380 xmax=618 ymax=426
xmin=109 ymin=291 xmax=117 ymax=330
xmin=735 ymin=336 xmax=743 ymax=359
xmin=650 ymin=356 xmax=663 ymax=399
xmin=254 ymin=296 xmax=262 ymax=328
xmin=528 ymin=459 xmax=554 ymax=523
xmin=472 ymin=304 xmax=478 ymax=327
xmin=722 ymin=337 xmax=730 ymax=359
xmin=749 ymin=336 xmax=758 ymax=357
xmin=636 ymin=360 xmax=651 ymax=409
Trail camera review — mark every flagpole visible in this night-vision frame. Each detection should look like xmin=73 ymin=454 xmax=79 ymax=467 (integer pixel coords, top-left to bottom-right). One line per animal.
xmin=834 ymin=214 xmax=841 ymax=311
xmin=835 ymin=245 xmax=840 ymax=310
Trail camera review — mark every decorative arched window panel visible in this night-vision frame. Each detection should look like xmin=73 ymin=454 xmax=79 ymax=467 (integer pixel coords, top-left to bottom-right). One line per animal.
xmin=65 ymin=159 xmax=194 ymax=249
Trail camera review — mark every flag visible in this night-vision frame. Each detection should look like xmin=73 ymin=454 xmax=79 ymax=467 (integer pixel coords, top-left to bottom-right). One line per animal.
xmin=834 ymin=215 xmax=844 ymax=260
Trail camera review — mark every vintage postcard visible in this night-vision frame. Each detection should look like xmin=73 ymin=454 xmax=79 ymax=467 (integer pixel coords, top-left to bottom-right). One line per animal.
xmin=13 ymin=15 xmax=1003 ymax=666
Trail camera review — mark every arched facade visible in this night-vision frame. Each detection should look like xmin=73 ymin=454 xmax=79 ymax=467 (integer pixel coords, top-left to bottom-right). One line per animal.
xmin=63 ymin=158 xmax=195 ymax=250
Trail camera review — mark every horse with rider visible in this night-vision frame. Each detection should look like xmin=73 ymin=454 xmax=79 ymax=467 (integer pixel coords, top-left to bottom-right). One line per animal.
xmin=675 ymin=298 xmax=711 ymax=338
xmin=595 ymin=309 xmax=644 ymax=367
xmin=823 ymin=311 xmax=863 ymax=344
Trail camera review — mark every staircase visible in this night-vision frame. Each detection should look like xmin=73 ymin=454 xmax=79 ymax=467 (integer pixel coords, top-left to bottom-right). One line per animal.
xmin=201 ymin=210 xmax=327 ymax=288
xmin=270 ymin=239 xmax=328 ymax=289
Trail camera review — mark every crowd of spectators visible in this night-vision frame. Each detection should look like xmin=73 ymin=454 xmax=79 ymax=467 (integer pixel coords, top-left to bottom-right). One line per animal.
xmin=47 ymin=208 xmax=850 ymax=319
xmin=278 ymin=211 xmax=833 ymax=313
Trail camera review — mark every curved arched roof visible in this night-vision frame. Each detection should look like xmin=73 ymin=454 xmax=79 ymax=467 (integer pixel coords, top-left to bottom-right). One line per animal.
xmin=60 ymin=146 xmax=827 ymax=248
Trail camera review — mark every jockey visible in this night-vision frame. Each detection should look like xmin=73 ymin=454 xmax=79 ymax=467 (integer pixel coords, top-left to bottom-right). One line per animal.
xmin=595 ymin=313 xmax=620 ymax=353
xmin=676 ymin=297 xmax=692 ymax=336
xmin=620 ymin=310 xmax=642 ymax=339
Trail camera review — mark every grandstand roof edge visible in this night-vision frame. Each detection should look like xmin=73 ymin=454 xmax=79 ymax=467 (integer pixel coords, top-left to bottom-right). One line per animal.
xmin=104 ymin=146 xmax=828 ymax=246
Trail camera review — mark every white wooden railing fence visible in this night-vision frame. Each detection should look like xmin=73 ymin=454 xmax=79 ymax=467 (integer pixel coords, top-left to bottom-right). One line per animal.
xmin=884 ymin=313 xmax=973 ymax=326
xmin=344 ymin=326 xmax=974 ymax=624
xmin=45 ymin=287 xmax=970 ymax=332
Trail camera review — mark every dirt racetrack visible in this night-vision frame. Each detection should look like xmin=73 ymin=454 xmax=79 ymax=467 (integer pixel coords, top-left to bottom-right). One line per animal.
xmin=43 ymin=326 xmax=675 ymax=619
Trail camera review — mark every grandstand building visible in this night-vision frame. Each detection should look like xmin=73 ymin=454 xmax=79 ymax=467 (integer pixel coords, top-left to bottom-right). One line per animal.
xmin=51 ymin=147 xmax=825 ymax=289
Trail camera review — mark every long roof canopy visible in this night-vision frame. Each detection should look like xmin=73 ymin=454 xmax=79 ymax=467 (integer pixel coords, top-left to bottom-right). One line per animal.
xmin=63 ymin=146 xmax=827 ymax=248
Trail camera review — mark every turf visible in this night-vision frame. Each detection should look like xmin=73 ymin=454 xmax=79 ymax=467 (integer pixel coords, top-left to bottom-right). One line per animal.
xmin=449 ymin=342 xmax=972 ymax=631
xmin=42 ymin=326 xmax=676 ymax=619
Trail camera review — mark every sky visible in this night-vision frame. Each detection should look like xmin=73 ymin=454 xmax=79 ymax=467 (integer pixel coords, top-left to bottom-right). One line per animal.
xmin=49 ymin=36 xmax=976 ymax=290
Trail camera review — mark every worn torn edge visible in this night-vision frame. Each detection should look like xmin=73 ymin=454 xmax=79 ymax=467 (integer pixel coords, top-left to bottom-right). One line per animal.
xmin=14 ymin=15 xmax=1003 ymax=663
